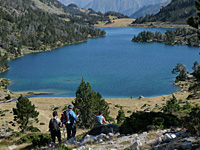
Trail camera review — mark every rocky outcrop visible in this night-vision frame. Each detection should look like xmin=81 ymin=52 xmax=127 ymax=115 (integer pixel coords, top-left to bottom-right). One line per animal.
xmin=63 ymin=128 xmax=200 ymax=150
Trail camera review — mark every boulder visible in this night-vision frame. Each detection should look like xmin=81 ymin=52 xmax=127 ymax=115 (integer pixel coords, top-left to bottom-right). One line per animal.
xmin=80 ymin=135 xmax=95 ymax=145
xmin=66 ymin=137 xmax=76 ymax=145
xmin=0 ymin=132 xmax=13 ymax=138
xmin=157 ymin=137 xmax=162 ymax=144
xmin=108 ymin=141 xmax=114 ymax=145
xmin=88 ymin=124 xmax=119 ymax=136
xmin=139 ymin=95 xmax=145 ymax=99
xmin=96 ymin=133 xmax=107 ymax=141
xmin=146 ymin=139 xmax=156 ymax=146
xmin=7 ymin=145 xmax=17 ymax=150
xmin=147 ymin=125 xmax=156 ymax=131
xmin=163 ymin=134 xmax=172 ymax=142
xmin=181 ymin=141 xmax=192 ymax=149
xmin=130 ymin=140 xmax=142 ymax=150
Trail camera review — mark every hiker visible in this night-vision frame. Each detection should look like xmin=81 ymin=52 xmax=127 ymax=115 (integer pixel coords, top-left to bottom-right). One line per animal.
xmin=61 ymin=104 xmax=79 ymax=140
xmin=94 ymin=110 xmax=110 ymax=127
xmin=49 ymin=111 xmax=61 ymax=146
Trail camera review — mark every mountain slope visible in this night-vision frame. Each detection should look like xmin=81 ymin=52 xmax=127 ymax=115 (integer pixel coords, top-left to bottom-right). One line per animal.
xmin=57 ymin=0 xmax=92 ymax=8
xmin=130 ymin=2 xmax=170 ymax=19
xmin=134 ymin=0 xmax=196 ymax=24
xmin=0 ymin=0 xmax=105 ymax=72
xmin=84 ymin=0 xmax=171 ymax=16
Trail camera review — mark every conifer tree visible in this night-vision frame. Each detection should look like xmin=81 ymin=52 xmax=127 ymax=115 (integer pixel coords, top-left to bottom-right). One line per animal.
xmin=72 ymin=78 xmax=110 ymax=128
xmin=13 ymin=95 xmax=39 ymax=132
xmin=187 ymin=0 xmax=200 ymax=39
xmin=116 ymin=107 xmax=126 ymax=124
xmin=162 ymin=95 xmax=181 ymax=113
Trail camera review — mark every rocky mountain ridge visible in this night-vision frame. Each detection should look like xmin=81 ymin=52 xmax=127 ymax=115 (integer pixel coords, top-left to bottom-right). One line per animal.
xmin=58 ymin=0 xmax=171 ymax=16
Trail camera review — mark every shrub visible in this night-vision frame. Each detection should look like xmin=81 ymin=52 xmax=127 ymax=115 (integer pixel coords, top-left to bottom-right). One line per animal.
xmin=153 ymin=117 xmax=164 ymax=129
xmin=15 ymin=133 xmax=50 ymax=147
xmin=120 ymin=111 xmax=180 ymax=134
xmin=162 ymin=95 xmax=181 ymax=113
xmin=116 ymin=107 xmax=126 ymax=124
xmin=183 ymin=105 xmax=200 ymax=136
xmin=32 ymin=133 xmax=50 ymax=147
xmin=127 ymin=110 xmax=132 ymax=114
xmin=26 ymin=126 xmax=40 ymax=132
xmin=39 ymin=122 xmax=45 ymax=125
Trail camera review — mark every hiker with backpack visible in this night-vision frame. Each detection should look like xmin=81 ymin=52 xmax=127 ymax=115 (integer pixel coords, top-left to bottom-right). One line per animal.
xmin=61 ymin=104 xmax=79 ymax=140
xmin=94 ymin=110 xmax=110 ymax=127
xmin=49 ymin=111 xmax=61 ymax=146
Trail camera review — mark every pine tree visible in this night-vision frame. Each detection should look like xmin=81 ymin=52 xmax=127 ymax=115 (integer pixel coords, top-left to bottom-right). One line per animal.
xmin=116 ymin=107 xmax=126 ymax=125
xmin=187 ymin=0 xmax=200 ymax=39
xmin=72 ymin=78 xmax=110 ymax=128
xmin=162 ymin=94 xmax=181 ymax=113
xmin=13 ymin=95 xmax=39 ymax=132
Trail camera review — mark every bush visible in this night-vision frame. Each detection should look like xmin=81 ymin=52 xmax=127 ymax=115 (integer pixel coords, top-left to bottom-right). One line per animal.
xmin=116 ymin=108 xmax=125 ymax=124
xmin=162 ymin=95 xmax=181 ymax=113
xmin=127 ymin=110 xmax=132 ymax=114
xmin=183 ymin=105 xmax=200 ymax=136
xmin=32 ymin=133 xmax=50 ymax=147
xmin=39 ymin=122 xmax=45 ymax=125
xmin=153 ymin=117 xmax=164 ymax=129
xmin=26 ymin=126 xmax=40 ymax=132
xmin=15 ymin=133 xmax=50 ymax=147
xmin=120 ymin=111 xmax=180 ymax=134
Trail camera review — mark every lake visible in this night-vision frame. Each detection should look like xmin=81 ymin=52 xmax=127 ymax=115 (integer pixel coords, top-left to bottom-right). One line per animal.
xmin=0 ymin=27 xmax=199 ymax=98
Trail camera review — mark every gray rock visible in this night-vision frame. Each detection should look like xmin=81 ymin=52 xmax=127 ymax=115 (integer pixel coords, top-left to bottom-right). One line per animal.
xmin=77 ymin=145 xmax=86 ymax=150
xmin=0 ymin=132 xmax=13 ymax=138
xmin=81 ymin=135 xmax=95 ymax=145
xmin=146 ymin=139 xmax=156 ymax=146
xmin=181 ymin=141 xmax=192 ymax=149
xmin=142 ymin=132 xmax=148 ymax=136
xmin=66 ymin=137 xmax=76 ymax=145
xmin=108 ymin=141 xmax=114 ymax=145
xmin=139 ymin=95 xmax=145 ymax=99
xmin=130 ymin=140 xmax=142 ymax=150
xmin=98 ymin=139 xmax=103 ymax=143
xmin=8 ymin=145 xmax=17 ymax=150
xmin=157 ymin=137 xmax=162 ymax=144
xmin=96 ymin=133 xmax=107 ymax=140
xmin=147 ymin=125 xmax=156 ymax=131
xmin=108 ymin=133 xmax=114 ymax=138
xmin=163 ymin=133 xmax=172 ymax=142
xmin=154 ymin=145 xmax=163 ymax=150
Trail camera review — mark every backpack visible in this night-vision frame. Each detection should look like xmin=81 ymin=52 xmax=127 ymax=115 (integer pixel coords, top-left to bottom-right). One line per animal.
xmin=61 ymin=110 xmax=70 ymax=124
xmin=49 ymin=118 xmax=60 ymax=132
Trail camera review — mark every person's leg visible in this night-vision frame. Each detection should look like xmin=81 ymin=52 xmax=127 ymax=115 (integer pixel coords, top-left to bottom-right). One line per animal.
xmin=56 ymin=130 xmax=62 ymax=146
xmin=72 ymin=124 xmax=77 ymax=138
xmin=66 ymin=124 xmax=72 ymax=140
xmin=51 ymin=131 xmax=56 ymax=143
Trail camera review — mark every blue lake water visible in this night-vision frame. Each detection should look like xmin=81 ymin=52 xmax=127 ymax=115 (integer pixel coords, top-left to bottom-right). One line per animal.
xmin=0 ymin=27 xmax=199 ymax=98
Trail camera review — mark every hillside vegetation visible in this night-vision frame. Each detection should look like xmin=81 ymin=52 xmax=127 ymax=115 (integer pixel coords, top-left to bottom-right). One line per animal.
xmin=134 ymin=0 xmax=196 ymax=24
xmin=132 ymin=28 xmax=200 ymax=47
xmin=0 ymin=0 xmax=108 ymax=73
